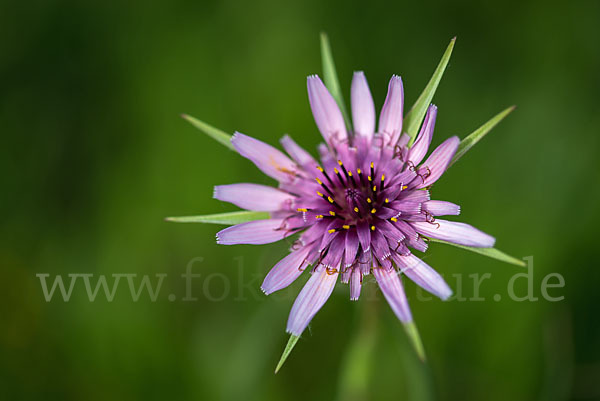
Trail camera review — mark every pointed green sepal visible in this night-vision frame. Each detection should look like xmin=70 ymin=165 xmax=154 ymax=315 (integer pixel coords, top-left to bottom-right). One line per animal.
xmin=428 ymin=238 xmax=526 ymax=267
xmin=275 ymin=334 xmax=300 ymax=374
xmin=450 ymin=106 xmax=516 ymax=167
xmin=320 ymin=32 xmax=352 ymax=130
xmin=402 ymin=321 xmax=426 ymax=362
xmin=165 ymin=211 xmax=270 ymax=225
xmin=404 ymin=37 xmax=456 ymax=145
xmin=181 ymin=114 xmax=234 ymax=150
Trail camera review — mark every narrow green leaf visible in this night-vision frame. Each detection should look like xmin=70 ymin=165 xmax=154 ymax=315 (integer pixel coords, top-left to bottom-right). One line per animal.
xmin=428 ymin=238 xmax=526 ymax=267
xmin=450 ymin=106 xmax=516 ymax=167
xmin=320 ymin=32 xmax=352 ymax=130
xmin=181 ymin=114 xmax=234 ymax=150
xmin=402 ymin=321 xmax=426 ymax=362
xmin=404 ymin=37 xmax=456 ymax=145
xmin=165 ymin=211 xmax=270 ymax=225
xmin=275 ymin=334 xmax=300 ymax=374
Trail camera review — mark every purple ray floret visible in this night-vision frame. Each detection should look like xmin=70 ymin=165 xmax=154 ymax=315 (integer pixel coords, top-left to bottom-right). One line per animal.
xmin=215 ymin=73 xmax=495 ymax=336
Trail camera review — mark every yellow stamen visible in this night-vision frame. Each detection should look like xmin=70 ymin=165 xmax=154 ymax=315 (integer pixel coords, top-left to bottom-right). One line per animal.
xmin=329 ymin=211 xmax=336 ymax=216
xmin=370 ymin=162 xmax=374 ymax=169
xmin=370 ymin=225 xmax=375 ymax=231
xmin=337 ymin=160 xmax=343 ymax=166
xmin=381 ymin=174 xmax=385 ymax=182
xmin=390 ymin=217 xmax=398 ymax=222
xmin=342 ymin=225 xmax=350 ymax=230
xmin=328 ymin=229 xmax=336 ymax=233
xmin=385 ymin=198 xmax=389 ymax=203
xmin=371 ymin=208 xmax=376 ymax=214
xmin=357 ymin=168 xmax=362 ymax=174
xmin=368 ymin=175 xmax=372 ymax=182
xmin=327 ymin=196 xmax=334 ymax=203
xmin=367 ymin=198 xmax=372 ymax=203
xmin=334 ymin=167 xmax=339 ymax=174
xmin=401 ymin=185 xmax=408 ymax=190
xmin=315 ymin=178 xmax=322 ymax=185
xmin=316 ymin=215 xmax=324 ymax=219
xmin=296 ymin=208 xmax=307 ymax=212
xmin=354 ymin=207 xmax=359 ymax=213
xmin=348 ymin=171 xmax=353 ymax=177
xmin=316 ymin=166 xmax=324 ymax=172
xmin=317 ymin=191 xmax=324 ymax=197
xmin=372 ymin=185 xmax=377 ymax=191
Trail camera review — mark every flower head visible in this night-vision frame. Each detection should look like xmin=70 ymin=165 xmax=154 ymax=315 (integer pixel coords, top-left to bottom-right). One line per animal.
xmin=214 ymin=72 xmax=495 ymax=336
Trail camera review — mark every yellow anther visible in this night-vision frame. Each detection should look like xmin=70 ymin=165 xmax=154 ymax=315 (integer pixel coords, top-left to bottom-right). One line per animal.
xmin=297 ymin=208 xmax=308 ymax=212
xmin=317 ymin=191 xmax=324 ymax=197
xmin=329 ymin=211 xmax=336 ymax=216
xmin=327 ymin=196 xmax=334 ymax=203
xmin=401 ymin=185 xmax=408 ymax=190
xmin=315 ymin=178 xmax=322 ymax=185
xmin=390 ymin=217 xmax=398 ymax=222
xmin=367 ymin=198 xmax=372 ymax=203
xmin=348 ymin=171 xmax=353 ymax=177
xmin=385 ymin=198 xmax=390 ymax=203
xmin=316 ymin=166 xmax=324 ymax=172
xmin=371 ymin=208 xmax=376 ymax=214
xmin=370 ymin=162 xmax=374 ymax=169
xmin=368 ymin=175 xmax=372 ymax=182
xmin=316 ymin=215 xmax=324 ymax=219
xmin=354 ymin=207 xmax=359 ymax=213
xmin=337 ymin=160 xmax=343 ymax=166
xmin=328 ymin=229 xmax=336 ymax=233
xmin=357 ymin=168 xmax=362 ymax=174
xmin=372 ymin=185 xmax=377 ymax=191
xmin=342 ymin=225 xmax=350 ymax=230
xmin=334 ymin=167 xmax=339 ymax=174
xmin=370 ymin=225 xmax=375 ymax=231
xmin=381 ymin=174 xmax=385 ymax=182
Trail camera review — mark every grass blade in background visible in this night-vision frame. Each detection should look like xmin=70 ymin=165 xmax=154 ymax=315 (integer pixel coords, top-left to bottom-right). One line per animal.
xmin=165 ymin=211 xmax=269 ymax=225
xmin=428 ymin=238 xmax=526 ymax=267
xmin=404 ymin=37 xmax=456 ymax=145
xmin=275 ymin=335 xmax=300 ymax=374
xmin=450 ymin=106 xmax=516 ymax=167
xmin=403 ymin=321 xmax=426 ymax=362
xmin=320 ymin=32 xmax=352 ymax=130
xmin=181 ymin=114 xmax=234 ymax=150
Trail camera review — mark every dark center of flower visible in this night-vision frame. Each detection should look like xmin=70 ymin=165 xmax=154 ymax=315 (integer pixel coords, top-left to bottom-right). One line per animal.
xmin=313 ymin=160 xmax=388 ymax=229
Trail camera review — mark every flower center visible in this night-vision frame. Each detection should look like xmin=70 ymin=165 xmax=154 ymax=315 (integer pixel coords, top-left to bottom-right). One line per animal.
xmin=312 ymin=160 xmax=388 ymax=228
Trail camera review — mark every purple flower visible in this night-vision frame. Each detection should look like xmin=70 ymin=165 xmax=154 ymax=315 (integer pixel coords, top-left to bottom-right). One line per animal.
xmin=214 ymin=72 xmax=495 ymax=336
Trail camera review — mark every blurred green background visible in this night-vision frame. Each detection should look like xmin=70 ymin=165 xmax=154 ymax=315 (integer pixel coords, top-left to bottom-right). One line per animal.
xmin=2 ymin=0 xmax=599 ymax=400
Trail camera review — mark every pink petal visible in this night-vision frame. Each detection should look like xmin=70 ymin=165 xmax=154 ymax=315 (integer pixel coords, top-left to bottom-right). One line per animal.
xmin=356 ymin=221 xmax=371 ymax=252
xmin=351 ymin=71 xmax=376 ymax=138
xmin=378 ymin=75 xmax=404 ymax=145
xmin=286 ymin=267 xmax=339 ymax=335
xmin=280 ymin=134 xmax=317 ymax=168
xmin=213 ymin=183 xmax=296 ymax=212
xmin=321 ymin=234 xmax=345 ymax=269
xmin=412 ymin=219 xmax=495 ymax=247
xmin=373 ymin=267 xmax=412 ymax=322
xmin=307 ymin=75 xmax=348 ymax=144
xmin=397 ymin=133 xmax=410 ymax=148
xmin=394 ymin=253 xmax=452 ymax=300
xmin=216 ymin=219 xmax=294 ymax=245
xmin=344 ymin=230 xmax=360 ymax=268
xmin=349 ymin=269 xmax=362 ymax=301
xmin=422 ymin=200 xmax=460 ymax=216
xmin=389 ymin=200 xmax=422 ymax=215
xmin=408 ymin=104 xmax=437 ymax=166
xmin=417 ymin=136 xmax=460 ymax=188
xmin=231 ymin=133 xmax=298 ymax=183
xmin=261 ymin=247 xmax=311 ymax=295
